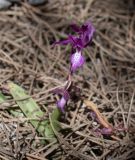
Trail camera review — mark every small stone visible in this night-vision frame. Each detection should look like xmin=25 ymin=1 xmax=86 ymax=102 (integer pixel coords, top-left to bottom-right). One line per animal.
xmin=0 ymin=0 xmax=11 ymax=9
xmin=92 ymin=121 xmax=98 ymax=126
xmin=28 ymin=0 xmax=47 ymax=5
xmin=7 ymin=0 xmax=20 ymax=2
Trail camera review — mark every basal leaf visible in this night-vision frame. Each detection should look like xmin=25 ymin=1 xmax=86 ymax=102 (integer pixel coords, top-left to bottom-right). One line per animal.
xmin=8 ymin=82 xmax=58 ymax=142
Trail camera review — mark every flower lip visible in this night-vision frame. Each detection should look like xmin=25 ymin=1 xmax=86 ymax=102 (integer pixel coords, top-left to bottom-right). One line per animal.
xmin=70 ymin=50 xmax=85 ymax=72
xmin=57 ymin=96 xmax=67 ymax=113
xmin=52 ymin=88 xmax=70 ymax=112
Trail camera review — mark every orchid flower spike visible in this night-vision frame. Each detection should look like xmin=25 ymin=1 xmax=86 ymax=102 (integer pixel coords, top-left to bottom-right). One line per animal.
xmin=54 ymin=21 xmax=95 ymax=73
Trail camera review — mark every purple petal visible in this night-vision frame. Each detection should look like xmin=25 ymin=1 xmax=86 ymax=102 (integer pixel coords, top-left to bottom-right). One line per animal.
xmin=100 ymin=128 xmax=112 ymax=135
xmin=53 ymin=35 xmax=83 ymax=50
xmin=70 ymin=51 xmax=85 ymax=72
xmin=53 ymin=38 xmax=71 ymax=46
xmin=57 ymin=96 xmax=67 ymax=113
xmin=69 ymin=38 xmax=83 ymax=51
xmin=80 ymin=24 xmax=89 ymax=33
xmin=80 ymin=21 xmax=95 ymax=47
xmin=52 ymin=88 xmax=70 ymax=112
xmin=63 ymin=90 xmax=70 ymax=101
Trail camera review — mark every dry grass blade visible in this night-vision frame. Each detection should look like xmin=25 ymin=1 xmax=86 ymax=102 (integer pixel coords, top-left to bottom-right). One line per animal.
xmin=84 ymin=100 xmax=111 ymax=128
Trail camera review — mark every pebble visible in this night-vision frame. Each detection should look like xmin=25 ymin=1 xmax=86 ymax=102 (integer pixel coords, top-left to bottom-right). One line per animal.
xmin=28 ymin=0 xmax=47 ymax=5
xmin=8 ymin=0 xmax=21 ymax=2
xmin=0 ymin=0 xmax=11 ymax=9
xmin=0 ymin=0 xmax=47 ymax=10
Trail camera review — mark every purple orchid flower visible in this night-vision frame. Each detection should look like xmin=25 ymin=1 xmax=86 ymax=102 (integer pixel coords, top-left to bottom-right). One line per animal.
xmin=54 ymin=21 xmax=95 ymax=72
xmin=70 ymin=21 xmax=95 ymax=48
xmin=54 ymin=21 xmax=95 ymax=51
xmin=100 ymin=128 xmax=113 ymax=135
xmin=53 ymin=88 xmax=70 ymax=113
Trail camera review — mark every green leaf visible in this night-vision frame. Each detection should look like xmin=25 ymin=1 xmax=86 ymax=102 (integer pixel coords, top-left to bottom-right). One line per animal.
xmin=0 ymin=91 xmax=24 ymax=117
xmin=51 ymin=108 xmax=61 ymax=132
xmin=8 ymin=82 xmax=59 ymax=143
xmin=0 ymin=92 xmax=6 ymax=103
